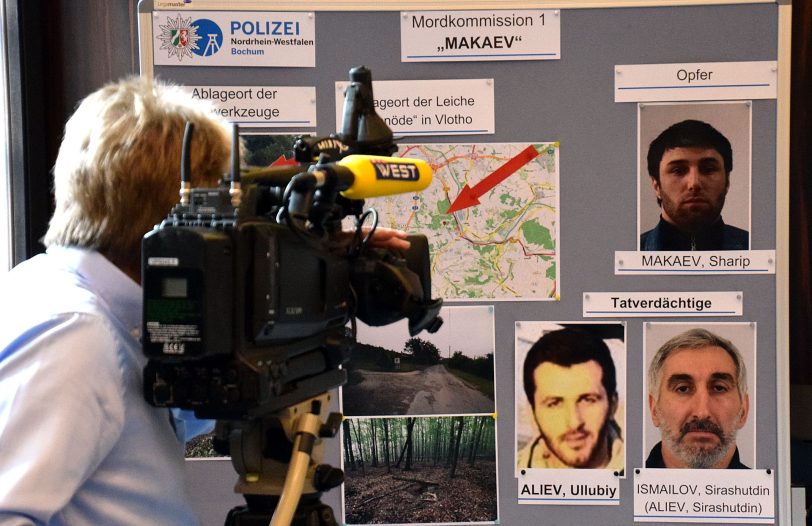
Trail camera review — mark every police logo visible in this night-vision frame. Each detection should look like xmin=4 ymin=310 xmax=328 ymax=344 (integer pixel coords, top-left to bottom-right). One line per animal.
xmin=157 ymin=15 xmax=201 ymax=61
xmin=191 ymin=19 xmax=223 ymax=57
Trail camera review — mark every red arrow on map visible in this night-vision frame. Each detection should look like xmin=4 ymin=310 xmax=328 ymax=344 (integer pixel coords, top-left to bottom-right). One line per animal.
xmin=268 ymin=154 xmax=300 ymax=167
xmin=446 ymin=144 xmax=541 ymax=214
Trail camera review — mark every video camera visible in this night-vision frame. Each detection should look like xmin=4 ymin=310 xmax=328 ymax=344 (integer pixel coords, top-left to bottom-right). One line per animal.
xmin=141 ymin=66 xmax=443 ymax=422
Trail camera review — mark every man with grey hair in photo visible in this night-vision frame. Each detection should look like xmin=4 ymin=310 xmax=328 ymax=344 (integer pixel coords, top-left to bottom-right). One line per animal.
xmin=646 ymin=328 xmax=750 ymax=469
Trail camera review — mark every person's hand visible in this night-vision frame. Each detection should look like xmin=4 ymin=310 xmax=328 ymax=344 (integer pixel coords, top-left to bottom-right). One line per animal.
xmin=362 ymin=226 xmax=411 ymax=251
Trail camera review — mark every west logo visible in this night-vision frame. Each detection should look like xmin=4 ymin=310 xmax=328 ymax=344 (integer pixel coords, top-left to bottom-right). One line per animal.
xmin=373 ymin=162 xmax=419 ymax=181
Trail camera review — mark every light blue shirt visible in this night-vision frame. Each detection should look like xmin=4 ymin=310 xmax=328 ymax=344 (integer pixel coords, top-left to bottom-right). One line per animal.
xmin=0 ymin=246 xmax=212 ymax=525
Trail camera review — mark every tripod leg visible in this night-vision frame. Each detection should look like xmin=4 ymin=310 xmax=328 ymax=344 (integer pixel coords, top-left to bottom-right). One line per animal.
xmin=270 ymin=412 xmax=321 ymax=526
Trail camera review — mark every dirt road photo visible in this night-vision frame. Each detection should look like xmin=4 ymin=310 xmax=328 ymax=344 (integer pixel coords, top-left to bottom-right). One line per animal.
xmin=342 ymin=364 xmax=494 ymax=416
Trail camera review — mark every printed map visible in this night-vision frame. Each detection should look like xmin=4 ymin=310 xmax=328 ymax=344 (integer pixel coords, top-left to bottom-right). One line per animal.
xmin=366 ymin=142 xmax=559 ymax=300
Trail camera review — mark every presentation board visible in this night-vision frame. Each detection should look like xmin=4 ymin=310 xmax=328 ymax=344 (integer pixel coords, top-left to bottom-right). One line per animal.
xmin=138 ymin=1 xmax=792 ymax=524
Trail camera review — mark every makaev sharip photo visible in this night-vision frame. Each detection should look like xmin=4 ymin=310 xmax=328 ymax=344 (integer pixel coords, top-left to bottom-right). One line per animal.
xmin=515 ymin=323 xmax=625 ymax=471
xmin=638 ymin=102 xmax=751 ymax=251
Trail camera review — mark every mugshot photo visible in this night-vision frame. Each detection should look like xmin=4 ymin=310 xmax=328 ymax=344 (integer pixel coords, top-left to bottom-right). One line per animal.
xmin=515 ymin=321 xmax=626 ymax=472
xmin=643 ymin=322 xmax=756 ymax=469
xmin=638 ymin=102 xmax=752 ymax=251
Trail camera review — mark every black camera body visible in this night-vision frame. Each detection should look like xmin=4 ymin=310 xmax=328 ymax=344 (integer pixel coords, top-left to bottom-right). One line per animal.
xmin=142 ymin=67 xmax=442 ymax=421
xmin=143 ymin=200 xmax=353 ymax=419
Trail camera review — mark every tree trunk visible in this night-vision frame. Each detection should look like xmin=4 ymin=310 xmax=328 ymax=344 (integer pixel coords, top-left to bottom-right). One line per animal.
xmin=469 ymin=416 xmax=486 ymax=464
xmin=370 ymin=419 xmax=379 ymax=467
xmin=417 ymin=418 xmax=424 ymax=462
xmin=395 ymin=418 xmax=416 ymax=468
xmin=445 ymin=417 xmax=456 ymax=467
xmin=352 ymin=419 xmax=366 ymax=476
xmin=405 ymin=417 xmax=415 ymax=471
xmin=449 ymin=416 xmax=464 ymax=478
xmin=383 ymin=418 xmax=391 ymax=473
xmin=343 ymin=419 xmax=356 ymax=471
xmin=432 ymin=418 xmax=442 ymax=466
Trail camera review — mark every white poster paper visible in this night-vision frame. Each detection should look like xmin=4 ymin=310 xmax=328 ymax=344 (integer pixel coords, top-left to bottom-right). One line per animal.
xmin=583 ymin=292 xmax=743 ymax=317
xmin=401 ymin=10 xmax=560 ymax=62
xmin=334 ymin=79 xmax=494 ymax=136
xmin=634 ymin=468 xmax=775 ymax=523
xmin=153 ymin=11 xmax=315 ymax=67
xmin=614 ymin=251 xmax=775 ymax=275
xmin=518 ymin=469 xmax=620 ymax=506
xmin=184 ymin=85 xmax=316 ymax=127
xmin=615 ymin=61 xmax=777 ymax=102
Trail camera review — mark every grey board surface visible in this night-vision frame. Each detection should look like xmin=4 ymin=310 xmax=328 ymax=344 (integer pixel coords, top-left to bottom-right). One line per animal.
xmin=148 ymin=4 xmax=780 ymax=525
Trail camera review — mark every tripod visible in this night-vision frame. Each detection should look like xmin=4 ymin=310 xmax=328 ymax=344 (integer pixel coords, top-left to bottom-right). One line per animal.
xmin=219 ymin=393 xmax=344 ymax=526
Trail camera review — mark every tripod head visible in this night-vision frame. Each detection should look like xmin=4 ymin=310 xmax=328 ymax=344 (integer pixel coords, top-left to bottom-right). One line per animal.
xmin=219 ymin=393 xmax=343 ymax=526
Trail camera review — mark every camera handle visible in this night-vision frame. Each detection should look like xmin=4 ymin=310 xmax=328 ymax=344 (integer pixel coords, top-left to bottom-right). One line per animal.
xmin=222 ymin=393 xmax=344 ymax=526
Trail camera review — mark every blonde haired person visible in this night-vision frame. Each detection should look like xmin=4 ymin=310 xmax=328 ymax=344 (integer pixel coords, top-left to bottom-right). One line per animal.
xmin=0 ymin=76 xmax=232 ymax=525
xmin=44 ymin=75 xmax=232 ymax=282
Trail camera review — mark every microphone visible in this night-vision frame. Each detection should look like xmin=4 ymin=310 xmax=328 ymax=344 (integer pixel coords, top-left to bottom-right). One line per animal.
xmin=313 ymin=155 xmax=433 ymax=200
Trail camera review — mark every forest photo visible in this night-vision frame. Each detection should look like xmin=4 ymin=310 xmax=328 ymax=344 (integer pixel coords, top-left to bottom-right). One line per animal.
xmin=343 ymin=416 xmax=498 ymax=525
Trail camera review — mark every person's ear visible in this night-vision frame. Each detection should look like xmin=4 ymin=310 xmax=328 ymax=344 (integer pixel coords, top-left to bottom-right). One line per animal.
xmin=648 ymin=392 xmax=660 ymax=427
xmin=650 ymin=176 xmax=662 ymax=201
xmin=609 ymin=393 xmax=618 ymax=416
xmin=737 ymin=393 xmax=750 ymax=429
